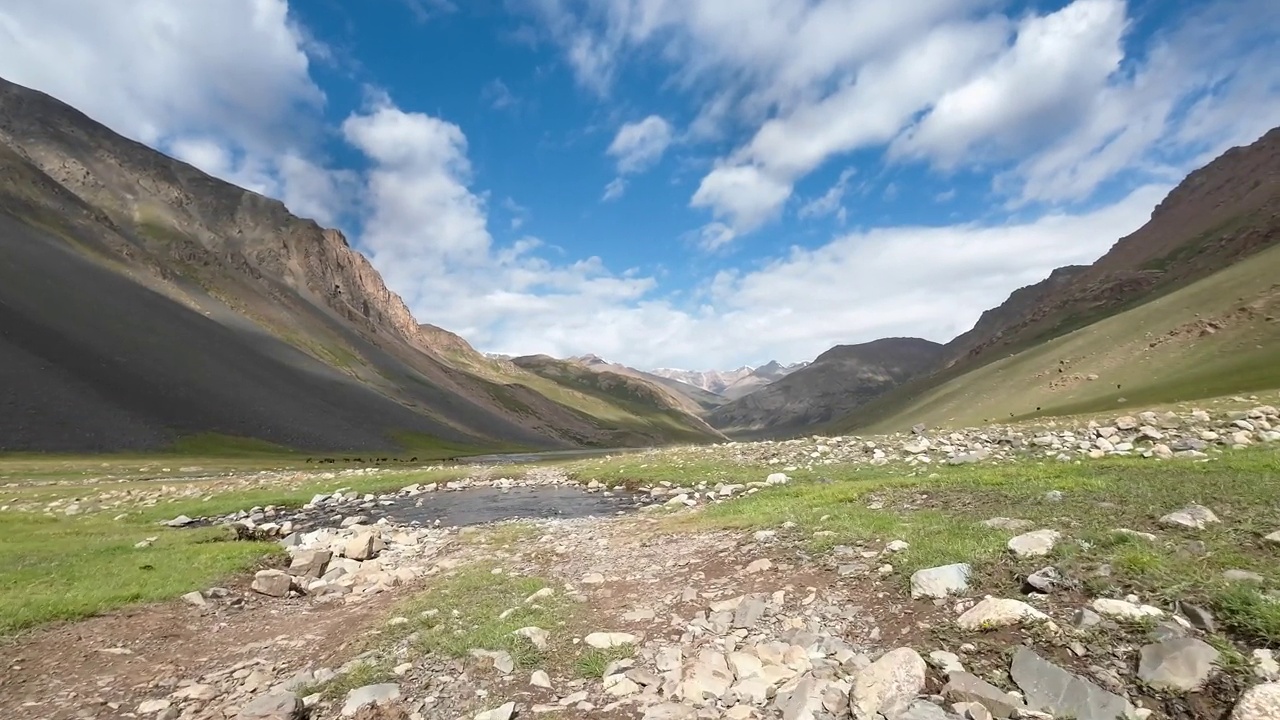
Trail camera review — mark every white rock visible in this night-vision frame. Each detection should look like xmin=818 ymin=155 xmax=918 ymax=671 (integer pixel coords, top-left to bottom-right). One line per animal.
xmin=514 ymin=626 xmax=550 ymax=649
xmin=530 ymin=670 xmax=553 ymax=688
xmin=1158 ymin=505 xmax=1220 ymax=530
xmin=849 ymin=647 xmax=926 ymax=720
xmin=1092 ymin=598 xmax=1164 ymax=620
xmin=1253 ymin=649 xmax=1280 ymax=681
xmin=910 ymin=564 xmax=971 ymax=599
xmin=473 ymin=701 xmax=516 ymax=720
xmin=137 ymin=699 xmax=171 ymax=714
xmin=1232 ymin=683 xmax=1280 ymax=720
xmin=956 ymin=598 xmax=1050 ymax=630
xmin=584 ymin=632 xmax=636 ymax=649
xmin=340 ymin=684 xmax=400 ymax=717
xmin=1007 ymin=530 xmax=1061 ymax=558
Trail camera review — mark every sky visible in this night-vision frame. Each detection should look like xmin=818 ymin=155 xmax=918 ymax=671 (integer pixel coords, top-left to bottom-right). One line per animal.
xmin=1 ymin=0 xmax=1278 ymax=370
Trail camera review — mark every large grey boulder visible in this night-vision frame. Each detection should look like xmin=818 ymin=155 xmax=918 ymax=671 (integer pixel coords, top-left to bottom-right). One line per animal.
xmin=1137 ymin=638 xmax=1219 ymax=691
xmin=340 ymin=683 xmax=400 ymax=717
xmin=287 ymin=549 xmax=331 ymax=579
xmin=1233 ymin=683 xmax=1280 ymax=719
xmin=943 ymin=671 xmax=1026 ymax=718
xmin=849 ymin=647 xmax=926 ymax=720
xmin=1008 ymin=530 xmax=1061 ymax=558
xmin=235 ymin=692 xmax=304 ymax=720
xmin=910 ymin=564 xmax=971 ymax=599
xmin=250 ymin=570 xmax=293 ymax=598
xmin=1011 ymin=647 xmax=1137 ymax=720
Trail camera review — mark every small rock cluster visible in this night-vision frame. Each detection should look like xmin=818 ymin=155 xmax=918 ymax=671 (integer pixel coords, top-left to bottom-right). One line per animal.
xmin=665 ymin=404 xmax=1280 ymax=472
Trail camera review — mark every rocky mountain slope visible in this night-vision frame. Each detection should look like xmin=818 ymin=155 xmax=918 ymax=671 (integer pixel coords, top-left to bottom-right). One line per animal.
xmin=569 ymin=355 xmax=729 ymax=414
xmin=648 ymin=366 xmax=756 ymax=395
xmin=0 ymin=76 xmax=701 ymax=452
xmin=720 ymin=360 xmax=811 ymax=400
xmin=946 ymin=126 xmax=1280 ymax=370
xmin=706 ymin=338 xmax=946 ymax=437
xmin=832 ymin=126 xmax=1280 ymax=433
xmin=510 ymin=355 xmax=726 ymax=442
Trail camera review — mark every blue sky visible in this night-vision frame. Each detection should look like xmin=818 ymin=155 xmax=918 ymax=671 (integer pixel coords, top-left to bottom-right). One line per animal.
xmin=2 ymin=0 xmax=1278 ymax=369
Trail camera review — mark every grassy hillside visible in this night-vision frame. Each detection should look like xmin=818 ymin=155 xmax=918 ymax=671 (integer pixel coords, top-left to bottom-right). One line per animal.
xmin=836 ymin=242 xmax=1280 ymax=433
xmin=511 ymin=356 xmax=726 ymax=444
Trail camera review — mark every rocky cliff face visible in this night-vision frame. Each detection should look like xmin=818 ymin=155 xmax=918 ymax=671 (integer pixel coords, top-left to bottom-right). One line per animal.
xmin=707 ymin=338 xmax=946 ymax=436
xmin=944 ymin=126 xmax=1280 ymax=369
xmin=0 ymin=76 xmax=701 ymax=451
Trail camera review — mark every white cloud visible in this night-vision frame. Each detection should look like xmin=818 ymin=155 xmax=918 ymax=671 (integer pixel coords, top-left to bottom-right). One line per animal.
xmin=481 ymin=78 xmax=518 ymax=109
xmin=607 ymin=115 xmax=673 ymax=173
xmin=493 ymin=184 xmax=1168 ymax=368
xmin=893 ymin=0 xmax=1127 ymax=167
xmin=529 ymin=0 xmax=1280 ymax=241
xmin=601 ymin=177 xmax=627 ymax=201
xmin=798 ymin=168 xmax=855 ymax=221
xmin=0 ymin=0 xmax=320 ymax=151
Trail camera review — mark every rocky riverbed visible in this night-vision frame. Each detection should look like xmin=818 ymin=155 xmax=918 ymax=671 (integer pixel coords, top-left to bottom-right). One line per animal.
xmin=3 ymin=398 xmax=1280 ymax=720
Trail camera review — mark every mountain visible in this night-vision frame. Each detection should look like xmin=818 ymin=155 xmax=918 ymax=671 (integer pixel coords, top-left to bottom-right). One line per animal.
xmin=0 ymin=76 xmax=710 ymax=453
xmin=511 ymin=355 xmax=726 ymax=442
xmin=706 ymin=338 xmax=946 ymax=437
xmin=720 ymin=360 xmax=811 ymax=400
xmin=570 ymin=355 xmax=729 ymax=413
xmin=649 ymin=366 xmax=756 ymax=395
xmin=832 ymin=126 xmax=1280 ymax=432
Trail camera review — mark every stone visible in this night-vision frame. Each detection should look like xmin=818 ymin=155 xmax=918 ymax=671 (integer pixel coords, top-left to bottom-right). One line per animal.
xmin=1072 ymin=608 xmax=1102 ymax=629
xmin=728 ymin=651 xmax=764 ymax=680
xmin=848 ymin=647 xmax=926 ymax=720
xmin=1253 ymin=650 xmax=1279 ymax=681
xmin=731 ymin=677 xmax=771 ymax=705
xmin=581 ymin=572 xmax=605 ymax=584
xmin=642 ymin=703 xmax=699 ymax=720
xmin=584 ymin=632 xmax=636 ymax=649
xmin=911 ymin=564 xmax=971 ymax=598
xmin=982 ymin=518 xmax=1033 ymax=531
xmin=471 ymin=649 xmax=515 ymax=675
xmin=164 ymin=515 xmax=195 ymax=527
xmin=171 ymin=684 xmax=219 ymax=701
xmin=181 ymin=591 xmax=207 ymax=607
xmin=1224 ymin=569 xmax=1265 ymax=584
xmin=287 ymin=550 xmax=331 ymax=578
xmin=1232 ymin=683 xmax=1280 ymax=720
xmin=733 ymin=594 xmax=769 ymax=629
xmin=604 ymin=676 xmax=641 ymax=696
xmin=1092 ymin=598 xmax=1163 ymax=620
xmin=899 ymin=700 xmax=955 ymax=720
xmin=943 ymin=672 xmax=1026 ymax=718
xmin=744 ymin=558 xmax=773 ymax=573
xmin=1158 ymin=505 xmax=1220 ymax=530
xmin=1011 ymin=648 xmax=1134 ymax=720
xmin=1008 ymin=530 xmax=1061 ymax=558
xmin=680 ymin=649 xmax=734 ymax=706
xmin=473 ymin=702 xmax=516 ymax=720
xmin=1176 ymin=602 xmax=1216 ymax=633
xmin=530 ymin=670 xmax=552 ymax=688
xmin=138 ymin=700 xmax=171 ymax=714
xmin=766 ymin=472 xmax=789 ymax=485
xmin=1137 ymin=639 xmax=1219 ymax=691
xmin=343 ymin=532 xmax=378 ymax=561
xmin=250 ymin=569 xmax=294 ymax=597
xmin=886 ymin=540 xmax=911 ymax=553
xmin=956 ymin=598 xmax=1050 ymax=630
xmin=1024 ymin=566 xmax=1064 ymax=594
xmin=1265 ymin=530 xmax=1280 ymax=546
xmin=341 ymin=684 xmax=400 ymax=717
xmin=927 ymin=651 xmax=965 ymax=674
xmin=514 ymin=626 xmax=550 ymax=649
xmin=235 ymin=692 xmax=304 ymax=720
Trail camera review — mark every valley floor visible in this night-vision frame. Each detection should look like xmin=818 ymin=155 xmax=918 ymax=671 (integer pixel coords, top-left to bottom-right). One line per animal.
xmin=3 ymin=394 xmax=1280 ymax=720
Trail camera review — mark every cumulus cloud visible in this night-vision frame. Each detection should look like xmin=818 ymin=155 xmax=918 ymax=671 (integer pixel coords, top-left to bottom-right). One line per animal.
xmin=529 ymin=0 xmax=1280 ymax=240
xmin=601 ymin=114 xmax=673 ymax=200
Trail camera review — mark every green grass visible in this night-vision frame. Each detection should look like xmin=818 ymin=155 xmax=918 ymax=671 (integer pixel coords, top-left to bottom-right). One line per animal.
xmin=685 ymin=449 xmax=1280 ymax=644
xmin=0 ymin=513 xmax=278 ymax=636
xmin=574 ymin=644 xmax=636 ymax=678
xmin=359 ymin=566 xmax=570 ymax=674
